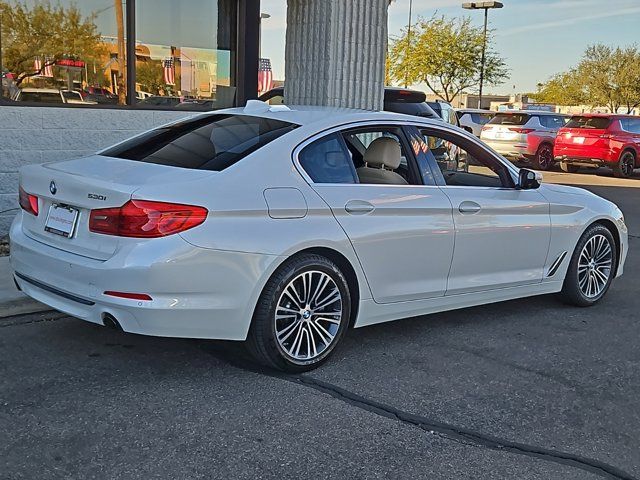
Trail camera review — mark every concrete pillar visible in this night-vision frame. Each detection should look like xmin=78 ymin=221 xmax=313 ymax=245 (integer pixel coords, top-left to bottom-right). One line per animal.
xmin=285 ymin=0 xmax=389 ymax=111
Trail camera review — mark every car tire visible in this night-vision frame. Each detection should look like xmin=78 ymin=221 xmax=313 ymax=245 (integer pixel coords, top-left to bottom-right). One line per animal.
xmin=247 ymin=254 xmax=351 ymax=372
xmin=612 ymin=151 xmax=635 ymax=178
xmin=560 ymin=162 xmax=580 ymax=173
xmin=533 ymin=143 xmax=554 ymax=171
xmin=560 ymin=224 xmax=617 ymax=307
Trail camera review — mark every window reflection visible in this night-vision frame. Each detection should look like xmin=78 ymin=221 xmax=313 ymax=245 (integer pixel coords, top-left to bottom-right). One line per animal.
xmin=135 ymin=0 xmax=237 ymax=110
xmin=0 ymin=0 xmax=124 ymax=104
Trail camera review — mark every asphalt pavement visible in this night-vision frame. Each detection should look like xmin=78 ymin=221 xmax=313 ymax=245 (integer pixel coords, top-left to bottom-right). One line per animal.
xmin=1 ymin=168 xmax=639 ymax=480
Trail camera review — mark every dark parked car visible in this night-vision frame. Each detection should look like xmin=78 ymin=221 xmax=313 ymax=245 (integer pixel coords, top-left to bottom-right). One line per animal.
xmin=427 ymin=101 xmax=460 ymax=128
xmin=259 ymin=86 xmax=439 ymax=119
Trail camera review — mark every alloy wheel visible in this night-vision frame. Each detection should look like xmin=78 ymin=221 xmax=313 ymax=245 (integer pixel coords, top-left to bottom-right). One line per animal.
xmin=577 ymin=234 xmax=613 ymax=299
xmin=537 ymin=144 xmax=553 ymax=170
xmin=621 ymin=152 xmax=635 ymax=177
xmin=274 ymin=270 xmax=343 ymax=363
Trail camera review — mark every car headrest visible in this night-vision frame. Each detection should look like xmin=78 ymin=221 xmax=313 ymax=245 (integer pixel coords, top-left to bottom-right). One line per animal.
xmin=363 ymin=137 xmax=401 ymax=170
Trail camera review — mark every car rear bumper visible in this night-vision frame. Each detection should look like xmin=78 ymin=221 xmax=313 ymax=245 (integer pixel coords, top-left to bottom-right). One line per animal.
xmin=554 ymin=145 xmax=616 ymax=165
xmin=482 ymin=139 xmax=535 ymax=159
xmin=9 ymin=215 xmax=280 ymax=341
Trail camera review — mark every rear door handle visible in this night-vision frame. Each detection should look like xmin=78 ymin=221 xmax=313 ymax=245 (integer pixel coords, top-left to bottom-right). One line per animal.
xmin=345 ymin=200 xmax=375 ymax=215
xmin=459 ymin=201 xmax=481 ymax=214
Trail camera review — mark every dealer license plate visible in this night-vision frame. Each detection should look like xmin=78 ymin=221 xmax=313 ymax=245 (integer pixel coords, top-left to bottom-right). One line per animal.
xmin=45 ymin=204 xmax=79 ymax=238
xmin=573 ymin=137 xmax=585 ymax=144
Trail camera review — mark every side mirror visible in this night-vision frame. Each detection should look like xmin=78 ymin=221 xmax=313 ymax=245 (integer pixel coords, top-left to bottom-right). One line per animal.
xmin=518 ymin=168 xmax=542 ymax=190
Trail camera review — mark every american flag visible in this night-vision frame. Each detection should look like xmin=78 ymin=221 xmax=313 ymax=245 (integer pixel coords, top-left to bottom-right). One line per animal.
xmin=258 ymin=58 xmax=273 ymax=95
xmin=33 ymin=57 xmax=53 ymax=78
xmin=163 ymin=58 xmax=175 ymax=86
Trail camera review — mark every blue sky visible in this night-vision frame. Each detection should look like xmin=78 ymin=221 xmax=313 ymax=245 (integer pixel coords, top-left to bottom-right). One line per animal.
xmin=261 ymin=0 xmax=640 ymax=94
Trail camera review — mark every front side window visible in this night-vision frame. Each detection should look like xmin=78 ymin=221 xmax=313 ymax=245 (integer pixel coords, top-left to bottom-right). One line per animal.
xmin=102 ymin=114 xmax=297 ymax=171
xmin=420 ymin=129 xmax=513 ymax=188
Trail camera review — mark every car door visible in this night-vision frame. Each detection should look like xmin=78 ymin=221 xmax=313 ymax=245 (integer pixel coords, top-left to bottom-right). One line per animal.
xmin=417 ymin=125 xmax=551 ymax=295
xmin=295 ymin=124 xmax=455 ymax=304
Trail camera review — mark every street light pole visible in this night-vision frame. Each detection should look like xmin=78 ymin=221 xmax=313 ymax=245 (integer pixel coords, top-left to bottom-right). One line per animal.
xmin=462 ymin=1 xmax=503 ymax=109
xmin=405 ymin=0 xmax=412 ymax=88
xmin=259 ymin=13 xmax=271 ymax=60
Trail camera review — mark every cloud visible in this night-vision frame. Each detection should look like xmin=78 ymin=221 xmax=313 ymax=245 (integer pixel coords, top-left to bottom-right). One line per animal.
xmin=499 ymin=6 xmax=640 ymax=36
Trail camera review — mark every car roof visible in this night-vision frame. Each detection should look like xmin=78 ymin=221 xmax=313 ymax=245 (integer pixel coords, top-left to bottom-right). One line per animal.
xmin=568 ymin=113 xmax=634 ymax=118
xmin=214 ymin=104 xmax=443 ymax=128
xmin=20 ymin=88 xmax=60 ymax=93
xmin=494 ymin=110 xmax=563 ymax=116
xmin=456 ymin=108 xmax=495 ymax=113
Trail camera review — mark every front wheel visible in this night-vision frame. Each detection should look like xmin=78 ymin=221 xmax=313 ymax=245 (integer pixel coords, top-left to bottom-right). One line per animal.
xmin=561 ymin=224 xmax=617 ymax=307
xmin=247 ymin=254 xmax=351 ymax=372
xmin=533 ymin=143 xmax=554 ymax=171
xmin=612 ymin=151 xmax=635 ymax=178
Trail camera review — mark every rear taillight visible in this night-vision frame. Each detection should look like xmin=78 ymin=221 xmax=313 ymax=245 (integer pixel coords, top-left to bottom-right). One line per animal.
xmin=508 ymin=128 xmax=535 ymax=134
xmin=89 ymin=199 xmax=208 ymax=238
xmin=19 ymin=186 xmax=38 ymax=216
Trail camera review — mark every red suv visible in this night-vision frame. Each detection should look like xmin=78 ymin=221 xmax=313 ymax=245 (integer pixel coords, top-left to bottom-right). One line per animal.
xmin=554 ymin=114 xmax=640 ymax=178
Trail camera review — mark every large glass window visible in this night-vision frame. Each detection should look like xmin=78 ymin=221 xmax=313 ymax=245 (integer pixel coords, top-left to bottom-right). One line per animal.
xmin=135 ymin=0 xmax=237 ymax=110
xmin=0 ymin=0 xmax=246 ymax=109
xmin=0 ymin=0 xmax=125 ymax=104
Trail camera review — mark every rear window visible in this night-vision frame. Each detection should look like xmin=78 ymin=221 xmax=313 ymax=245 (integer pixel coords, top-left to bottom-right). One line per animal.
xmin=102 ymin=114 xmax=298 ymax=171
xmin=469 ymin=113 xmax=494 ymax=124
xmin=384 ymin=89 xmax=426 ymax=103
xmin=385 ymin=101 xmax=437 ymax=118
xmin=19 ymin=92 xmax=63 ymax=103
xmin=488 ymin=113 xmax=531 ymax=126
xmin=565 ymin=116 xmax=612 ymax=129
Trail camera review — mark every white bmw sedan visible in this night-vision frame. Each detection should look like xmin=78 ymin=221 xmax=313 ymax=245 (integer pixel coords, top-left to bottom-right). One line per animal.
xmin=10 ymin=102 xmax=628 ymax=371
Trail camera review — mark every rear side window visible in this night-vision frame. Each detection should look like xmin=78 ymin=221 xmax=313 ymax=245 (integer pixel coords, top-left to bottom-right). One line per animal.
xmin=489 ymin=114 xmax=531 ymax=126
xmin=298 ymin=134 xmax=358 ymax=184
xmin=540 ymin=115 xmax=566 ymax=129
xmin=621 ymin=118 xmax=640 ymax=133
xmin=565 ymin=116 xmax=612 ymax=129
xmin=102 ymin=114 xmax=297 ymax=171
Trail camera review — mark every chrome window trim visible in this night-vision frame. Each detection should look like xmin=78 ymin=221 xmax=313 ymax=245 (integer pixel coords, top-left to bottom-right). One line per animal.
xmin=292 ymin=119 xmax=520 ymax=187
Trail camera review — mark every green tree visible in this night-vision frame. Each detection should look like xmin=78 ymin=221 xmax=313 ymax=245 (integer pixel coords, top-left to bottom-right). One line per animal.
xmin=533 ymin=44 xmax=640 ymax=113
xmin=0 ymin=1 xmax=105 ymax=87
xmin=136 ymin=61 xmax=164 ymax=95
xmin=388 ymin=15 xmax=508 ymax=102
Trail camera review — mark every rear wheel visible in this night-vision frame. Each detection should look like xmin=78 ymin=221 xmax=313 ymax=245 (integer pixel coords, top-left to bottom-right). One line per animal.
xmin=612 ymin=151 xmax=635 ymax=178
xmin=533 ymin=143 xmax=554 ymax=171
xmin=561 ymin=224 xmax=616 ymax=307
xmin=247 ymin=254 xmax=351 ymax=372
xmin=560 ymin=161 xmax=580 ymax=173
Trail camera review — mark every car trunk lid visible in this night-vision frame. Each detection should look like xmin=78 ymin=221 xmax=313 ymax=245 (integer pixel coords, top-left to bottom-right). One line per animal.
xmin=19 ymin=155 xmax=215 ymax=260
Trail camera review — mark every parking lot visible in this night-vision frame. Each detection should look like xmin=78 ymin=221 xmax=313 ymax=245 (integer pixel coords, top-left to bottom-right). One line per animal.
xmin=1 ymin=168 xmax=639 ymax=480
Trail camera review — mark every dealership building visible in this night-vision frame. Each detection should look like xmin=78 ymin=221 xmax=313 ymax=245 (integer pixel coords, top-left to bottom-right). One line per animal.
xmin=0 ymin=0 xmax=390 ymax=233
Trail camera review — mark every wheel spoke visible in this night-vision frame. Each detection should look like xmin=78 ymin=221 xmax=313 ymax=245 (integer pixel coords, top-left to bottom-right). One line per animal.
xmin=275 ymin=270 xmax=343 ymax=363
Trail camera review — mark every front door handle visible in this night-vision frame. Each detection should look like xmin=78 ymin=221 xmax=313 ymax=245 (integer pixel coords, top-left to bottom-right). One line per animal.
xmin=459 ymin=201 xmax=481 ymax=214
xmin=345 ymin=200 xmax=375 ymax=215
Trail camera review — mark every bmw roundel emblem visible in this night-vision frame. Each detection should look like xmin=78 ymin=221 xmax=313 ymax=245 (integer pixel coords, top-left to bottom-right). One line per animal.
xmin=49 ymin=181 xmax=57 ymax=195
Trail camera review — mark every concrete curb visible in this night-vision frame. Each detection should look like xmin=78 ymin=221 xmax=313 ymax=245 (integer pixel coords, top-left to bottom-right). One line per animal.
xmin=0 ymin=255 xmax=50 ymax=318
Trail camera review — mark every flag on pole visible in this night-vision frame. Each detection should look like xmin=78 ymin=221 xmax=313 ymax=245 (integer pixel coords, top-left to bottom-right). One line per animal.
xmin=33 ymin=57 xmax=53 ymax=77
xmin=258 ymin=58 xmax=273 ymax=95
xmin=163 ymin=58 xmax=175 ymax=86
xmin=43 ymin=57 xmax=54 ymax=78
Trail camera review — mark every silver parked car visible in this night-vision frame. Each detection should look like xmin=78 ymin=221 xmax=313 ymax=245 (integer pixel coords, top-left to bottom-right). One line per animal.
xmin=456 ymin=108 xmax=496 ymax=137
xmin=480 ymin=111 xmax=568 ymax=170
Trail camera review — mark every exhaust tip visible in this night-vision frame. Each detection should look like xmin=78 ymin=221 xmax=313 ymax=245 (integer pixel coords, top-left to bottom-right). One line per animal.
xmin=102 ymin=313 xmax=123 ymax=331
